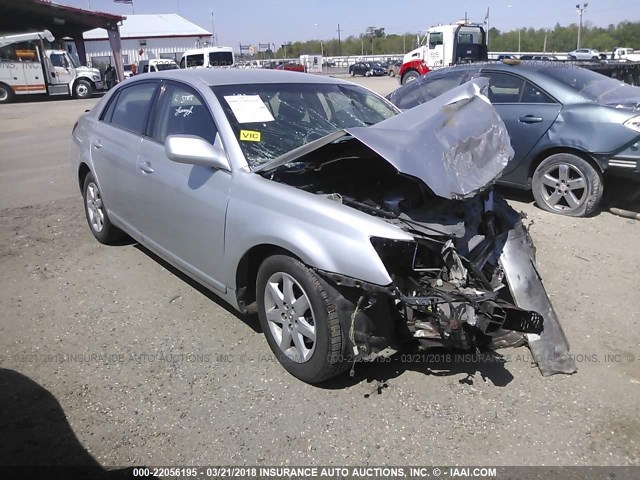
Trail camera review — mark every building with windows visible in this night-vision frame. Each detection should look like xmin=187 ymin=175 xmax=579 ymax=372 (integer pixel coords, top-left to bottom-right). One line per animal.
xmin=76 ymin=13 xmax=212 ymax=71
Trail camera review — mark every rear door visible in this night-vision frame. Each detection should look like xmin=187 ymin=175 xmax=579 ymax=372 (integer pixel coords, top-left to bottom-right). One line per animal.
xmin=90 ymin=81 xmax=160 ymax=230
xmin=480 ymin=71 xmax=561 ymax=179
xmin=134 ymin=81 xmax=232 ymax=291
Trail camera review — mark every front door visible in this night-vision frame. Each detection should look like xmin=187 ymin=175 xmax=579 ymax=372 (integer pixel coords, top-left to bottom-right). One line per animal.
xmin=134 ymin=81 xmax=232 ymax=292
xmin=481 ymin=72 xmax=562 ymax=182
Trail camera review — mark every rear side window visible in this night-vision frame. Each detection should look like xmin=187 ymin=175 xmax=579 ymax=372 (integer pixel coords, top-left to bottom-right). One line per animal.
xmin=150 ymin=83 xmax=218 ymax=145
xmin=103 ymin=83 xmax=158 ymax=134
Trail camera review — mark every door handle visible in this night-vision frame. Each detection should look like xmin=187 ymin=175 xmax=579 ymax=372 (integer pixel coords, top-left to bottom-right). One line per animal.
xmin=139 ymin=163 xmax=154 ymax=174
xmin=93 ymin=141 xmax=102 ymax=149
xmin=519 ymin=115 xmax=543 ymax=124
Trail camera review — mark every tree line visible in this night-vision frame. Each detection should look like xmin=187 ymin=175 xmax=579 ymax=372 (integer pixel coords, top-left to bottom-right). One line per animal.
xmin=262 ymin=21 xmax=640 ymax=58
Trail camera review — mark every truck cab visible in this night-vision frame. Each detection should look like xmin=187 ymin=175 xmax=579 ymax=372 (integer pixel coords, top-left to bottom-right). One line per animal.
xmin=399 ymin=22 xmax=488 ymax=85
xmin=0 ymin=30 xmax=102 ymax=103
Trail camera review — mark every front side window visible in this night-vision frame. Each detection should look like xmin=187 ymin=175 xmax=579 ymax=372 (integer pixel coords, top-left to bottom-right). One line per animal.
xmin=394 ymin=72 xmax=469 ymax=110
xmin=103 ymin=82 xmax=158 ymax=134
xmin=213 ymin=83 xmax=397 ymax=167
xmin=50 ymin=53 xmax=68 ymax=68
xmin=482 ymin=73 xmax=525 ymax=103
xmin=150 ymin=83 xmax=217 ymax=145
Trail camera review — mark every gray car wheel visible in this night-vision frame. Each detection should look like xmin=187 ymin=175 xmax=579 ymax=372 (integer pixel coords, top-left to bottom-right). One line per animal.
xmin=82 ymin=172 xmax=125 ymax=244
xmin=256 ymin=255 xmax=348 ymax=383
xmin=532 ymin=153 xmax=603 ymax=217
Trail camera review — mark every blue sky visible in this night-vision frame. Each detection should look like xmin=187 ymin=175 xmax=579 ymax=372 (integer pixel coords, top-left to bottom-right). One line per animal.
xmin=59 ymin=0 xmax=640 ymax=49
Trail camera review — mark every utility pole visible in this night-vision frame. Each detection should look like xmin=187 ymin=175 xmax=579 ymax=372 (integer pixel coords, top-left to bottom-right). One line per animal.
xmin=210 ymin=11 xmax=215 ymax=45
xmin=337 ymin=24 xmax=342 ymax=57
xmin=576 ymin=3 xmax=588 ymax=49
xmin=518 ymin=29 xmax=521 ymax=53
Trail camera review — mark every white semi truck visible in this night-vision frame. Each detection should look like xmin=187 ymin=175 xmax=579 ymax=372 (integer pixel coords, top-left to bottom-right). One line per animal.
xmin=0 ymin=30 xmax=103 ymax=104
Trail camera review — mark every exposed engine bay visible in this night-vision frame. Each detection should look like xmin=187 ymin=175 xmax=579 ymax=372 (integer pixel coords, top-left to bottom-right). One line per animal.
xmin=260 ymin=136 xmax=576 ymax=376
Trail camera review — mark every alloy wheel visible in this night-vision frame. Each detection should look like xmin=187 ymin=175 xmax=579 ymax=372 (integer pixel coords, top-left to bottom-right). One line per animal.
xmin=263 ymin=272 xmax=316 ymax=363
xmin=85 ymin=182 xmax=105 ymax=232
xmin=539 ymin=163 xmax=587 ymax=213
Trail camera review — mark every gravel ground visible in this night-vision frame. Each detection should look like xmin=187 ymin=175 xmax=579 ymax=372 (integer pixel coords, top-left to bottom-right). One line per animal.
xmin=0 ymin=78 xmax=639 ymax=469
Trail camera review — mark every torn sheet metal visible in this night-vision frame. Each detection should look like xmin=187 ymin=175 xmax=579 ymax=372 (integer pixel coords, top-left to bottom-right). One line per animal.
xmin=346 ymin=78 xmax=515 ymax=200
xmin=500 ymin=223 xmax=577 ymax=376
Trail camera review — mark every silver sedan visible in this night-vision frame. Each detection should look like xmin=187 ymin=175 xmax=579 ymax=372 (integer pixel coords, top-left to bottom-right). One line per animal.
xmin=71 ymin=69 xmax=575 ymax=383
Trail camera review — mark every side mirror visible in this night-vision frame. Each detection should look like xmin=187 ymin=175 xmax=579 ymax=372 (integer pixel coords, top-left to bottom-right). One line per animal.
xmin=165 ymin=134 xmax=230 ymax=171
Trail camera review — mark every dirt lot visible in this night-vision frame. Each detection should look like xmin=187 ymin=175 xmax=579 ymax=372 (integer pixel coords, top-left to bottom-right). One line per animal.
xmin=1 ymin=78 xmax=639 ymax=469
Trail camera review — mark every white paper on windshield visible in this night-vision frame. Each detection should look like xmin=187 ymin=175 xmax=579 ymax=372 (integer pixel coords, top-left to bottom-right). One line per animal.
xmin=224 ymin=95 xmax=275 ymax=123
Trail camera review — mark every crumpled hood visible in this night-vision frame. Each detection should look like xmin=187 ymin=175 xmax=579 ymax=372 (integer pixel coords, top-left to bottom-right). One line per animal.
xmin=258 ymin=78 xmax=514 ymax=200
xmin=346 ymin=78 xmax=514 ymax=199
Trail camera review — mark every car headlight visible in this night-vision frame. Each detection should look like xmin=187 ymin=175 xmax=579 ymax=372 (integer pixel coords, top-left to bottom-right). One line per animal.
xmin=623 ymin=115 xmax=640 ymax=133
xmin=92 ymin=75 xmax=100 ymax=81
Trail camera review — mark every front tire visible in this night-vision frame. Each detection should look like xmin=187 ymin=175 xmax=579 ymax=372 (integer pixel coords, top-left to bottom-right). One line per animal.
xmin=532 ymin=153 xmax=603 ymax=217
xmin=401 ymin=70 xmax=420 ymax=85
xmin=256 ymin=255 xmax=348 ymax=384
xmin=350 ymin=69 xmax=355 ymax=76
xmin=0 ymin=83 xmax=14 ymax=104
xmin=82 ymin=172 xmax=126 ymax=244
xmin=74 ymin=79 xmax=92 ymax=99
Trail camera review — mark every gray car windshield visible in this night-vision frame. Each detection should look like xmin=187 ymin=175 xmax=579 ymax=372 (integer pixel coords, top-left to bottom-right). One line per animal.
xmin=543 ymin=66 xmax=640 ymax=105
xmin=212 ymin=83 xmax=398 ymax=167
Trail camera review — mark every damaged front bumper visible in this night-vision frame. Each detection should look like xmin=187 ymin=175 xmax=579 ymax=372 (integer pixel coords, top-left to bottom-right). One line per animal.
xmin=319 ymin=217 xmax=576 ymax=378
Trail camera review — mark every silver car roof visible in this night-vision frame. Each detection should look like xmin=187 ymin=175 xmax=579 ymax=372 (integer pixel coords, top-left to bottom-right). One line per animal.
xmin=130 ymin=68 xmax=356 ymax=86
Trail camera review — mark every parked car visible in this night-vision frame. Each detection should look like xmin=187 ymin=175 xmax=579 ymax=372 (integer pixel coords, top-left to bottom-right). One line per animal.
xmin=70 ymin=69 xmax=575 ymax=383
xmin=274 ymin=61 xmax=305 ymax=72
xmin=519 ymin=54 xmax=559 ymax=61
xmin=386 ymin=60 xmax=402 ymax=77
xmin=138 ymin=59 xmax=180 ymax=73
xmin=386 ymin=61 xmax=640 ymax=216
xmin=568 ymin=48 xmax=603 ymax=60
xmin=349 ymin=61 xmax=386 ymax=77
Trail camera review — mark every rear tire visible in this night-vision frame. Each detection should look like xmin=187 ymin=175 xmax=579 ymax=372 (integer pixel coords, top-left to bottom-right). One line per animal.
xmin=256 ymin=255 xmax=348 ymax=384
xmin=0 ymin=83 xmax=14 ymax=104
xmin=350 ymin=69 xmax=355 ymax=76
xmin=82 ymin=172 xmax=126 ymax=244
xmin=532 ymin=153 xmax=603 ymax=217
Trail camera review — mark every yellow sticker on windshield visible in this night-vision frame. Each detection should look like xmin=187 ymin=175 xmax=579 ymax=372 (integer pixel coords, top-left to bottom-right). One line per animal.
xmin=239 ymin=130 xmax=261 ymax=142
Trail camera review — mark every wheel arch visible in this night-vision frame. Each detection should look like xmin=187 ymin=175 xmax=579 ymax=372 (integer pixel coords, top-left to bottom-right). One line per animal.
xmin=78 ymin=162 xmax=91 ymax=193
xmin=528 ymin=146 xmax=604 ymax=181
xmin=235 ymin=243 xmax=301 ymax=312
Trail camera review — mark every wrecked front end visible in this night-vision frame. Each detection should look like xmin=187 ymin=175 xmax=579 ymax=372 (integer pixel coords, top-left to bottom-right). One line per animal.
xmin=260 ymin=79 xmax=576 ymax=376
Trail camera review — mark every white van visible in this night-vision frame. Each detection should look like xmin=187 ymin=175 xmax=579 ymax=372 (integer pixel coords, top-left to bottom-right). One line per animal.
xmin=138 ymin=59 xmax=179 ymax=73
xmin=179 ymin=46 xmax=235 ymax=69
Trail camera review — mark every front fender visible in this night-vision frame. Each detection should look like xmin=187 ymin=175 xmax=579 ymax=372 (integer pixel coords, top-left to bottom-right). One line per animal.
xmin=222 ymin=173 xmax=414 ymax=288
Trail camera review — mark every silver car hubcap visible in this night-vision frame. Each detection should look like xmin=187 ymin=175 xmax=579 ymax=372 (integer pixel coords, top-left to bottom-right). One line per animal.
xmin=264 ymin=272 xmax=316 ymax=363
xmin=76 ymin=84 xmax=88 ymax=96
xmin=86 ymin=182 xmax=105 ymax=232
xmin=540 ymin=163 xmax=587 ymax=212
xmin=0 ymin=87 xmax=7 ymax=101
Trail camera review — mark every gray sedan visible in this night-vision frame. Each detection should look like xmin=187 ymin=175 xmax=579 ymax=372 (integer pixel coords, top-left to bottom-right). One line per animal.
xmin=71 ymin=69 xmax=575 ymax=383
xmin=387 ymin=61 xmax=640 ymax=216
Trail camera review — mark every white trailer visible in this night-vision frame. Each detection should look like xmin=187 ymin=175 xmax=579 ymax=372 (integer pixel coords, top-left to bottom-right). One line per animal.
xmin=0 ymin=30 xmax=103 ymax=104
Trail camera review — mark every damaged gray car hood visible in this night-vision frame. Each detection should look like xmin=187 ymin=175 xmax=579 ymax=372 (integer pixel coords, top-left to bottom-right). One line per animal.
xmin=258 ymin=78 xmax=514 ymax=200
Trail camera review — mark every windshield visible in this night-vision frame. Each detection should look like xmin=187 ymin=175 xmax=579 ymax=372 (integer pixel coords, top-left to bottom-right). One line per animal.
xmin=213 ymin=82 xmax=398 ymax=168
xmin=369 ymin=62 xmax=382 ymax=68
xmin=543 ymin=66 xmax=640 ymax=105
